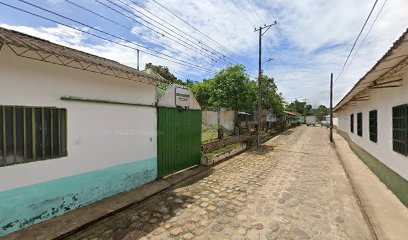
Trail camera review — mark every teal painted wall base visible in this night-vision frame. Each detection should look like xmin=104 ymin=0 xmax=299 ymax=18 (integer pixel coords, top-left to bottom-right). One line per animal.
xmin=338 ymin=130 xmax=408 ymax=208
xmin=0 ymin=157 xmax=157 ymax=236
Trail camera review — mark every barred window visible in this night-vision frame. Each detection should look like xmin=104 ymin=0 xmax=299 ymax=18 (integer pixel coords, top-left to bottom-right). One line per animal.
xmin=0 ymin=106 xmax=67 ymax=167
xmin=350 ymin=114 xmax=354 ymax=133
xmin=369 ymin=110 xmax=378 ymax=143
xmin=392 ymin=104 xmax=408 ymax=155
xmin=357 ymin=112 xmax=363 ymax=136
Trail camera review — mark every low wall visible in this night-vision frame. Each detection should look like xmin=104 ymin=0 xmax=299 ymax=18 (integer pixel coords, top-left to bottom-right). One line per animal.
xmin=202 ymin=110 xmax=235 ymax=131
xmin=337 ymin=130 xmax=408 ymax=207
xmin=201 ymin=143 xmax=246 ymax=165
xmin=202 ymin=134 xmax=255 ymax=153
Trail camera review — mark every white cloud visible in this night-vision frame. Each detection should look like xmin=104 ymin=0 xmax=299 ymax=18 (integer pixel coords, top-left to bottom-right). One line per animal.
xmin=1 ymin=0 xmax=407 ymax=108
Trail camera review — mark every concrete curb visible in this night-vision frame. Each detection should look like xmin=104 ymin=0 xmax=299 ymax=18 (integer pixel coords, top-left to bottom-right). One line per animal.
xmin=333 ymin=131 xmax=408 ymax=240
xmin=2 ymin=166 xmax=210 ymax=240
xmin=332 ymin=132 xmax=379 ymax=240
xmin=2 ymin=128 xmax=292 ymax=240
xmin=201 ymin=143 xmax=246 ymax=165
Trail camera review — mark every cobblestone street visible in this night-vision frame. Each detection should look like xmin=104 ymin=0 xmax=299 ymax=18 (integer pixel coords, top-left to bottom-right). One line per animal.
xmin=68 ymin=126 xmax=372 ymax=240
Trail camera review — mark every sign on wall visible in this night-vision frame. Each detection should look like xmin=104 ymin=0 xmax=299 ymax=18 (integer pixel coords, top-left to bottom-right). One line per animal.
xmin=175 ymin=87 xmax=190 ymax=108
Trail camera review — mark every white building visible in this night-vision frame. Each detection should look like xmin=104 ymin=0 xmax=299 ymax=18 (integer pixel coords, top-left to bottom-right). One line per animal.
xmin=0 ymin=27 xmax=202 ymax=236
xmin=334 ymin=29 xmax=408 ymax=207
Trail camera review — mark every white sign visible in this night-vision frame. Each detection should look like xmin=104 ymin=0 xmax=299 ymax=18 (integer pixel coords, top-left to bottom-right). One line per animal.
xmin=175 ymin=87 xmax=190 ymax=107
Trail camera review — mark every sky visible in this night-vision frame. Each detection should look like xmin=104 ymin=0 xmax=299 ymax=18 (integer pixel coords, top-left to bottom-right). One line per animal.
xmin=0 ymin=0 xmax=407 ymax=107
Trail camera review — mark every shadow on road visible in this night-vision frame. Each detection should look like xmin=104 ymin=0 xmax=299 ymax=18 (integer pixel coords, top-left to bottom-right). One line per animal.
xmin=66 ymin=168 xmax=214 ymax=240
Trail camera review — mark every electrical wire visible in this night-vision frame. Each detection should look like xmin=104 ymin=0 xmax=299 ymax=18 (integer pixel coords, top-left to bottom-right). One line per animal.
xmin=103 ymin=0 xmax=229 ymax=64
xmin=230 ymin=0 xmax=256 ymax=29
xmin=149 ymin=0 xmax=257 ymax=70
xmin=335 ymin=0 xmax=379 ymax=82
xmin=336 ymin=0 xmax=388 ymax=84
xmin=127 ymin=0 xmax=239 ymax=65
xmin=1 ymin=1 xmax=217 ymax=73
xmin=97 ymin=0 xmax=226 ymax=65
xmin=248 ymin=0 xmax=263 ymax=24
xmin=64 ymin=0 xmax=215 ymax=66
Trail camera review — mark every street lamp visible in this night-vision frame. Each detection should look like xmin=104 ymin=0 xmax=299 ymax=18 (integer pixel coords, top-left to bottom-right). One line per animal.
xmin=263 ymin=58 xmax=275 ymax=65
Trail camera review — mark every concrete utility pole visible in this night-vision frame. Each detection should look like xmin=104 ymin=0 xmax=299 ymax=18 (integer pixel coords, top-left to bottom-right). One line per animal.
xmin=330 ymin=73 xmax=334 ymax=143
xmin=255 ymin=22 xmax=277 ymax=147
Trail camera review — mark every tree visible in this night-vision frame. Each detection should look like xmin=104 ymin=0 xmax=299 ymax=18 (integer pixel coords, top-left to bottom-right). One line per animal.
xmin=145 ymin=63 xmax=177 ymax=82
xmin=190 ymin=80 xmax=212 ymax=109
xmin=286 ymin=100 xmax=312 ymax=115
xmin=260 ymin=75 xmax=285 ymax=117
xmin=315 ymin=105 xmax=329 ymax=121
xmin=208 ymin=65 xmax=255 ymax=111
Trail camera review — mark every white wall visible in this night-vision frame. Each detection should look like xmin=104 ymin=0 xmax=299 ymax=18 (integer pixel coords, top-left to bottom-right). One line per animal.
xmin=202 ymin=110 xmax=235 ymax=131
xmin=158 ymin=84 xmax=201 ymax=110
xmin=0 ymin=46 xmax=157 ymax=191
xmin=335 ymin=71 xmax=408 ymax=180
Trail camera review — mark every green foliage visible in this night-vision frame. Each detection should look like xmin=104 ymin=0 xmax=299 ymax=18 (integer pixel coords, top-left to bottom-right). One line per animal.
xmin=203 ymin=143 xmax=243 ymax=158
xmin=190 ymin=80 xmax=212 ymax=109
xmin=315 ymin=105 xmax=329 ymax=121
xmin=145 ymin=63 xmax=177 ymax=82
xmin=286 ymin=99 xmax=313 ymax=115
xmin=260 ymin=75 xmax=285 ymax=117
xmin=208 ymin=65 xmax=255 ymax=112
xmin=145 ymin=62 xmax=286 ymax=118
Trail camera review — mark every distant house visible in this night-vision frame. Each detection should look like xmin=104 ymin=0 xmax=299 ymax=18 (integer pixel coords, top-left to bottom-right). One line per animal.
xmin=283 ymin=111 xmax=302 ymax=126
xmin=334 ymin=28 xmax=408 ymax=207
xmin=0 ymin=27 xmax=202 ymax=236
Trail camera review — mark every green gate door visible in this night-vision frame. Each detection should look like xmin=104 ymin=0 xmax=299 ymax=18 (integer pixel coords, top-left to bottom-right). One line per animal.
xmin=158 ymin=107 xmax=202 ymax=178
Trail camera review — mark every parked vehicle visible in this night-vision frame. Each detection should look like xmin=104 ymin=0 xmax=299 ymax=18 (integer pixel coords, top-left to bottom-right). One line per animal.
xmin=305 ymin=116 xmax=317 ymax=126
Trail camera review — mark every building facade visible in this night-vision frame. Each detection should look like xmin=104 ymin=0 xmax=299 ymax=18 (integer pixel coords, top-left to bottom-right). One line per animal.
xmin=334 ymin=29 xmax=408 ymax=207
xmin=0 ymin=28 xmax=162 ymax=235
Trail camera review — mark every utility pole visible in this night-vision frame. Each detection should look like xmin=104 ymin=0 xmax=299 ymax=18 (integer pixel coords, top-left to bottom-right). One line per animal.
xmin=301 ymin=98 xmax=308 ymax=124
xmin=137 ymin=49 xmax=140 ymax=70
xmin=330 ymin=73 xmax=334 ymax=143
xmin=255 ymin=21 xmax=277 ymax=147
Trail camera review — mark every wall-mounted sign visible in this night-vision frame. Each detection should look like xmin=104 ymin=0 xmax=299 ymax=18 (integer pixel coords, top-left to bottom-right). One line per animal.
xmin=175 ymin=87 xmax=190 ymax=107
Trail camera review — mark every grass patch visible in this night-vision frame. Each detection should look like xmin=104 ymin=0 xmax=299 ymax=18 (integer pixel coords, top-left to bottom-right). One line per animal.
xmin=202 ymin=124 xmax=234 ymax=143
xmin=202 ymin=124 xmax=218 ymax=143
xmin=204 ymin=143 xmax=243 ymax=158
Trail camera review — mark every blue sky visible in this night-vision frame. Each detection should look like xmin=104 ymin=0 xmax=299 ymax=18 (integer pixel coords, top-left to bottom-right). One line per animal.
xmin=0 ymin=0 xmax=407 ymax=107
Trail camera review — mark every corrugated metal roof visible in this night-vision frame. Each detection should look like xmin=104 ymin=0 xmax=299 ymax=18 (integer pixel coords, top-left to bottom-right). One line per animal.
xmin=0 ymin=26 xmax=168 ymax=85
xmin=334 ymin=28 xmax=408 ymax=112
xmin=283 ymin=111 xmax=301 ymax=116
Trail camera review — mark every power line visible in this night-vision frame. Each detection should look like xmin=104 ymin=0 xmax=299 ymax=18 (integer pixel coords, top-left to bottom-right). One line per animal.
xmin=230 ymin=0 xmax=256 ymax=28
xmin=149 ymin=0 xmax=257 ymax=70
xmin=262 ymin=0 xmax=275 ymax=20
xmin=2 ymin=1 xmax=216 ymax=73
xmin=99 ymin=0 xmax=226 ymax=62
xmin=335 ymin=0 xmax=379 ymax=82
xmin=64 ymin=0 xmax=215 ymax=66
xmin=338 ymin=0 xmax=388 ymax=83
xmin=127 ymin=0 xmax=237 ymax=65
xmin=248 ymin=0 xmax=263 ymax=24
xmin=114 ymin=0 xmax=231 ymax=65
xmin=104 ymin=0 xmax=231 ymax=65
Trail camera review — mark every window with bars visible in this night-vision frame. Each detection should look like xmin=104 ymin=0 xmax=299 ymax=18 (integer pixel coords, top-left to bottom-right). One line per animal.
xmin=357 ymin=112 xmax=363 ymax=136
xmin=350 ymin=114 xmax=354 ymax=133
xmin=0 ymin=106 xmax=67 ymax=167
xmin=392 ymin=104 xmax=408 ymax=155
xmin=369 ymin=110 xmax=378 ymax=143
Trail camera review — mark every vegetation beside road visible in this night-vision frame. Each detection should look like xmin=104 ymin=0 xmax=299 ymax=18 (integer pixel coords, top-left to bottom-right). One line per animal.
xmin=203 ymin=143 xmax=243 ymax=158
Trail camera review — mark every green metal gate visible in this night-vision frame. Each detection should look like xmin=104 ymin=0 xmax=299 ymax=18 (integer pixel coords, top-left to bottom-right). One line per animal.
xmin=158 ymin=107 xmax=202 ymax=178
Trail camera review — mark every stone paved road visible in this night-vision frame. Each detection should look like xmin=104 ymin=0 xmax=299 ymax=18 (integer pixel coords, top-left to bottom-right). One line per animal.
xmin=67 ymin=126 xmax=372 ymax=240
